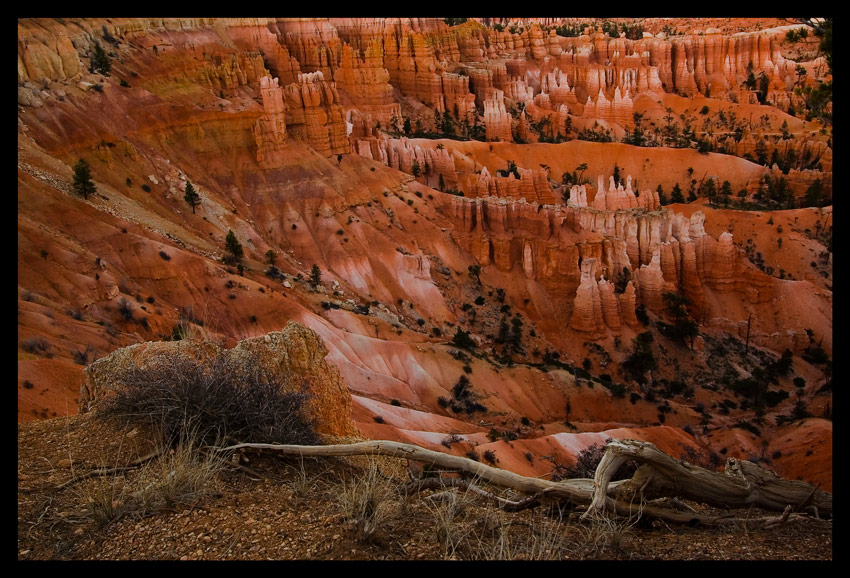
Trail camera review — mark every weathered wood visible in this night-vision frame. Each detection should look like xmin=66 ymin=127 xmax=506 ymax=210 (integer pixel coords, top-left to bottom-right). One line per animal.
xmin=220 ymin=440 xmax=599 ymax=503
xmin=583 ymin=439 xmax=831 ymax=518
xmin=403 ymin=477 xmax=550 ymax=512
xmin=218 ymin=439 xmax=831 ymax=525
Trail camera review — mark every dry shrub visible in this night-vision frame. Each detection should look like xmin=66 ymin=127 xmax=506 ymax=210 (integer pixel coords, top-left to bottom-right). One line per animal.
xmin=423 ymin=482 xmax=478 ymax=559
xmin=99 ymin=350 xmax=320 ymax=448
xmin=133 ymin=439 xmax=223 ymax=512
xmin=575 ymin=504 xmax=643 ymax=557
xmin=335 ymin=459 xmax=401 ymax=543
xmin=470 ymin=506 xmax=571 ymax=560
xmin=79 ymin=437 xmax=224 ymax=528
xmin=22 ymin=336 xmax=54 ymax=358
xmin=554 ymin=439 xmax=638 ymax=481
xmin=287 ymin=457 xmax=325 ymax=507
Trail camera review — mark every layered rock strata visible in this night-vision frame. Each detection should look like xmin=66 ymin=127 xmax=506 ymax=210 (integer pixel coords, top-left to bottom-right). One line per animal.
xmin=483 ymin=89 xmax=513 ymax=142
xmin=333 ymin=42 xmax=402 ymax=130
xmin=252 ymin=75 xmax=288 ymax=167
xmin=448 ymin=190 xmax=775 ymax=334
xmin=283 ymin=71 xmax=350 ymax=157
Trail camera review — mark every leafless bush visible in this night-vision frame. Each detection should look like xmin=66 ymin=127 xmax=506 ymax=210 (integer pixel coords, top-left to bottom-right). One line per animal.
xmin=98 ymin=351 xmax=321 ymax=448
xmin=72 ymin=345 xmax=94 ymax=366
xmin=117 ymin=297 xmax=134 ymax=322
xmin=441 ymin=433 xmax=463 ymax=448
xmin=553 ymin=439 xmax=638 ymax=481
xmin=22 ymin=336 xmax=54 ymax=358
xmin=65 ymin=307 xmax=85 ymax=321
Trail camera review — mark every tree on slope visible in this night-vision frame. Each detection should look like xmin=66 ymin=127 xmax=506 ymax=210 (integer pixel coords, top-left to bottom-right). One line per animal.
xmin=72 ymin=159 xmax=97 ymax=199
xmin=184 ymin=181 xmax=200 ymax=214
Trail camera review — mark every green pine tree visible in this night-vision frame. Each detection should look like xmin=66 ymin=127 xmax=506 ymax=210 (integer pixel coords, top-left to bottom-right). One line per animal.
xmin=670 ymin=183 xmax=685 ymax=204
xmin=91 ymin=42 xmax=111 ymax=76
xmin=225 ymin=230 xmax=243 ymax=262
xmin=720 ymin=180 xmax=732 ymax=207
xmin=656 ymin=184 xmax=668 ymax=205
xmin=184 ymin=181 xmax=200 ymax=214
xmin=310 ymin=264 xmax=322 ymax=287
xmin=72 ymin=159 xmax=97 ymax=199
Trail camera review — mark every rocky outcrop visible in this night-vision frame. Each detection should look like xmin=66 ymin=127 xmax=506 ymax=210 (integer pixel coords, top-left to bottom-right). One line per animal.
xmin=226 ymin=22 xmax=303 ymax=86
xmin=440 ymin=72 xmax=476 ymax=122
xmin=618 ymin=280 xmax=639 ymax=326
xmin=283 ymin=71 xmax=350 ymax=157
xmin=467 ymin=62 xmax=510 ymax=107
xmin=18 ymin=23 xmax=81 ymax=83
xmin=597 ymin=276 xmax=622 ymax=330
xmin=539 ymin=68 xmax=578 ymax=109
xmin=385 ymin=30 xmax=444 ymax=106
xmin=570 ymin=257 xmax=605 ymax=335
xmin=634 ymin=249 xmax=672 ymax=315
xmin=484 ymin=89 xmax=513 ymax=142
xmin=252 ymin=75 xmax=288 ymax=167
xmin=81 ymin=322 xmax=359 ymax=439
xmin=275 ymin=19 xmax=343 ymax=79
xmin=582 ymin=87 xmax=634 ymax=127
xmin=333 ymin=42 xmax=401 ymax=130
xmin=195 ymin=52 xmax=267 ymax=92
xmin=461 ymin=165 xmax=555 ymax=204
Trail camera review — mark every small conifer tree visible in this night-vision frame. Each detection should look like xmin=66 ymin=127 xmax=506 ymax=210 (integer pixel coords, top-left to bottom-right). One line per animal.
xmin=183 ymin=181 xmax=200 ymax=214
xmin=670 ymin=183 xmax=685 ymax=204
xmin=72 ymin=159 xmax=97 ymax=199
xmin=310 ymin=264 xmax=322 ymax=287
xmin=656 ymin=184 xmax=668 ymax=205
xmin=225 ymin=230 xmax=243 ymax=263
xmin=90 ymin=42 xmax=111 ymax=76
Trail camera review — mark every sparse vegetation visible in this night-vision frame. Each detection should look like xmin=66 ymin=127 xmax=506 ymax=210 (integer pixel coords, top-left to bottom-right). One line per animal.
xmin=72 ymin=159 xmax=97 ymax=199
xmin=90 ymin=42 xmax=111 ymax=75
xmin=22 ymin=336 xmax=54 ymax=358
xmin=99 ymin=349 xmax=320 ymax=448
xmin=223 ymin=230 xmax=243 ymax=264
xmin=183 ymin=181 xmax=200 ymax=213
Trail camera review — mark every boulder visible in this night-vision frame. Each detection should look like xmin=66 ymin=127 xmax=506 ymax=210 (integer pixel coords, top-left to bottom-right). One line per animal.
xmin=81 ymin=321 xmax=359 ymax=439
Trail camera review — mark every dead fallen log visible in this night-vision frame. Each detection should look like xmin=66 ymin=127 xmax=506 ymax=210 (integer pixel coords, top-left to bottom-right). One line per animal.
xmin=583 ymin=439 xmax=831 ymax=518
xmin=218 ymin=439 xmax=831 ymax=525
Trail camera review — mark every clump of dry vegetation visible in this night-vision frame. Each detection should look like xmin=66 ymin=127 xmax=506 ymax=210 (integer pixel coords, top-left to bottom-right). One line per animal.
xmin=98 ymin=351 xmax=320 ymax=448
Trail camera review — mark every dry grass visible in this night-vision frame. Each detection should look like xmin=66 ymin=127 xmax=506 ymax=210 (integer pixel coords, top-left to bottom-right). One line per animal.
xmin=467 ymin=506 xmax=573 ymax=560
xmin=422 ymin=482 xmax=478 ymax=559
xmin=287 ymin=457 xmax=325 ymax=507
xmin=77 ymin=437 xmax=225 ymax=528
xmin=575 ymin=504 xmax=643 ymax=557
xmin=334 ymin=458 xmax=402 ymax=543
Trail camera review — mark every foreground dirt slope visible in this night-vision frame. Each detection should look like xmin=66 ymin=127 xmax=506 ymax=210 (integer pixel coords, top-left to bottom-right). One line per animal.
xmin=17 ymin=413 xmax=832 ymax=561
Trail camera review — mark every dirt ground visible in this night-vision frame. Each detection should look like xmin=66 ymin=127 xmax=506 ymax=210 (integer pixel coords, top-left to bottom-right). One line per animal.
xmin=18 ymin=412 xmax=832 ymax=561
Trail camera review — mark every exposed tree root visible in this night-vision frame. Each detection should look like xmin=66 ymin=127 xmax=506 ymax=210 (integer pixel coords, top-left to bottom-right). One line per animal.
xmin=217 ymin=439 xmax=831 ymax=526
xmin=402 ymin=476 xmax=550 ymax=512
xmin=53 ymin=449 xmax=164 ymax=491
